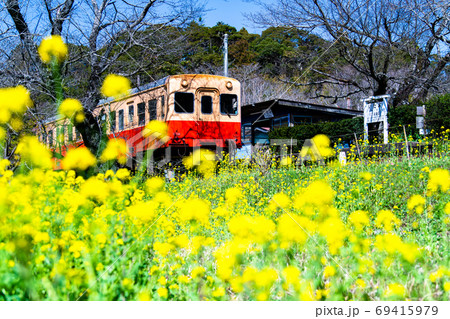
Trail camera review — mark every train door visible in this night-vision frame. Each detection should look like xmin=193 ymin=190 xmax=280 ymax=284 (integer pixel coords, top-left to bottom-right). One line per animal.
xmin=196 ymin=89 xmax=222 ymax=141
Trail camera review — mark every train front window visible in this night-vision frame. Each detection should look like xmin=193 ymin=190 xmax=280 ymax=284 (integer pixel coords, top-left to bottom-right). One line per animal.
xmin=201 ymin=96 xmax=213 ymax=114
xmin=220 ymin=94 xmax=238 ymax=115
xmin=138 ymin=102 xmax=146 ymax=126
xmin=174 ymin=92 xmax=194 ymax=113
xmin=118 ymin=109 xmax=124 ymax=131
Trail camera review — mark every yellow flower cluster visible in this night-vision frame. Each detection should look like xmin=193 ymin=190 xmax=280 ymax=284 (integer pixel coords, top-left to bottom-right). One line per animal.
xmin=61 ymin=147 xmax=96 ymax=171
xmin=407 ymin=194 xmax=425 ymax=214
xmin=300 ymin=134 xmax=334 ymax=161
xmin=38 ymin=35 xmax=68 ymax=64
xmin=177 ymin=198 xmax=210 ymax=226
xmin=0 ymin=86 xmax=33 ymax=124
xmin=375 ymin=210 xmax=401 ymax=231
xmin=16 ymin=136 xmax=53 ymax=169
xmin=58 ymin=98 xmax=85 ymax=123
xmin=427 ymin=168 xmax=450 ymax=194
xmin=182 ymin=149 xmax=217 ymax=178
xmin=100 ymin=138 xmax=128 ymax=164
xmin=101 ymin=74 xmax=131 ymax=98
xmin=383 ymin=283 xmax=406 ymax=299
xmin=142 ymin=120 xmax=169 ymax=142
xmin=228 ymin=215 xmax=275 ymax=243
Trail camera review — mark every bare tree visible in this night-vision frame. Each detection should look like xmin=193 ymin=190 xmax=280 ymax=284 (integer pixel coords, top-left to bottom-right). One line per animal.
xmin=0 ymin=0 xmax=204 ymax=155
xmin=249 ymin=0 xmax=449 ymax=106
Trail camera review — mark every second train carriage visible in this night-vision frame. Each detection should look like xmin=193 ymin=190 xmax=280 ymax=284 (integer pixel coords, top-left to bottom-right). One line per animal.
xmin=41 ymin=74 xmax=242 ymax=164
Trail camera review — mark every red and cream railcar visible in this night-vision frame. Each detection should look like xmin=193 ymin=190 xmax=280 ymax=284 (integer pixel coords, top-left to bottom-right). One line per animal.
xmin=42 ymin=74 xmax=241 ymax=160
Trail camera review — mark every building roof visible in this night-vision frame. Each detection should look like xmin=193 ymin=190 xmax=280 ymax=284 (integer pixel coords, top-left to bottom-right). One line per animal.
xmin=242 ymin=98 xmax=363 ymax=118
xmin=98 ymin=76 xmax=169 ymax=106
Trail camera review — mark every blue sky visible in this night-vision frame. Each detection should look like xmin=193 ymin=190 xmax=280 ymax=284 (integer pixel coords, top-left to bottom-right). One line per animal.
xmin=202 ymin=0 xmax=263 ymax=34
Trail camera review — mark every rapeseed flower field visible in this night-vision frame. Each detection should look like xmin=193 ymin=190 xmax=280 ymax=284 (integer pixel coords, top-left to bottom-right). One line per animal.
xmin=0 ymin=138 xmax=449 ymax=300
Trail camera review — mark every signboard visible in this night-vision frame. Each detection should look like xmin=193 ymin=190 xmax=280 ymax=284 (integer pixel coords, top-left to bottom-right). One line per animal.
xmin=416 ymin=105 xmax=427 ymax=135
xmin=363 ymin=95 xmax=390 ymax=144
xmin=263 ymin=109 xmax=274 ymax=119
xmin=416 ymin=116 xmax=424 ymax=129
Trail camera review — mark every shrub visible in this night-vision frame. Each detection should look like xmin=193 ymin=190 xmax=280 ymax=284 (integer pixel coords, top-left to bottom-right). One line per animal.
xmin=388 ymin=104 xmax=419 ymax=137
xmin=425 ymin=94 xmax=450 ymax=132
xmin=268 ymin=117 xmax=363 ymax=151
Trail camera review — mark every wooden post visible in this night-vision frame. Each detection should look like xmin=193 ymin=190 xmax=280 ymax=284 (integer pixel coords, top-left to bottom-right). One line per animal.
xmin=403 ymin=125 xmax=410 ymax=159
xmin=353 ymin=133 xmax=361 ymax=158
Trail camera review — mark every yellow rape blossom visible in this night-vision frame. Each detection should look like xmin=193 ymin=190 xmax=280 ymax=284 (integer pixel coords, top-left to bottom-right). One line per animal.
xmin=268 ymin=192 xmax=291 ymax=211
xmin=38 ymin=35 xmax=68 ymax=63
xmin=0 ymin=86 xmax=33 ymax=123
xmin=359 ymin=171 xmax=373 ymax=181
xmin=383 ymin=283 xmax=406 ymax=299
xmin=146 ymin=176 xmax=165 ymax=194
xmin=375 ymin=210 xmax=401 ymax=232
xmin=100 ymin=138 xmax=128 ymax=164
xmin=427 ymin=168 xmax=450 ymax=194
xmin=59 ymin=98 xmax=84 ymax=123
xmin=183 ymin=149 xmax=217 ymax=178
xmin=228 ymin=215 xmax=275 ymax=243
xmin=323 ymin=265 xmax=336 ymax=278
xmin=407 ymin=195 xmax=425 ymax=214
xmin=157 ymin=287 xmax=168 ymax=299
xmin=142 ymin=120 xmax=169 ymax=142
xmin=212 ymin=287 xmax=225 ymax=298
xmin=80 ymin=177 xmax=109 ymax=203
xmin=62 ymin=147 xmax=96 ymax=171
xmin=16 ymin=136 xmax=53 ymax=169
xmin=101 ymin=74 xmax=131 ymax=98
xmin=115 ymin=168 xmax=130 ymax=181
xmin=191 ymin=266 xmax=205 ymax=279
xmin=178 ymin=198 xmax=210 ymax=226
xmin=347 ymin=210 xmax=370 ymax=231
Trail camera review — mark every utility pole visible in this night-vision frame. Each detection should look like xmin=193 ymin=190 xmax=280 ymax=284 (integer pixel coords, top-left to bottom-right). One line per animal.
xmin=224 ymin=34 xmax=228 ymax=77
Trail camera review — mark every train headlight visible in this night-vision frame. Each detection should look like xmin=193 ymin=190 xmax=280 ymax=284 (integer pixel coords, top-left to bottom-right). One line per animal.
xmin=181 ymin=80 xmax=188 ymax=88
xmin=226 ymin=81 xmax=233 ymax=90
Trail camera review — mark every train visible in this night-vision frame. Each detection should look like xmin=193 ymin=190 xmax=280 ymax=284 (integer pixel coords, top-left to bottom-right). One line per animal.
xmin=41 ymin=74 xmax=242 ymax=166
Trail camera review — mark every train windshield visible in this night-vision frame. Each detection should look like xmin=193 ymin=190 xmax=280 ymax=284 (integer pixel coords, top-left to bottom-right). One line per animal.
xmin=201 ymin=96 xmax=213 ymax=114
xmin=174 ymin=92 xmax=194 ymax=113
xmin=220 ymin=94 xmax=238 ymax=115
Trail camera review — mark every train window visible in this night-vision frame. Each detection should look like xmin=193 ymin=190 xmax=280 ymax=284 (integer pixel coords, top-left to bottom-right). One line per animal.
xmin=160 ymin=96 xmax=165 ymax=118
xmin=110 ymin=111 xmax=116 ymax=132
xmin=148 ymin=99 xmax=157 ymax=120
xmin=128 ymin=105 xmax=134 ymax=123
xmin=201 ymin=96 xmax=213 ymax=114
xmin=68 ymin=124 xmax=73 ymax=142
xmin=220 ymin=94 xmax=238 ymax=115
xmin=76 ymin=129 xmax=81 ymax=141
xmin=118 ymin=109 xmax=124 ymax=131
xmin=48 ymin=129 xmax=53 ymax=145
xmin=174 ymin=92 xmax=194 ymax=113
xmin=138 ymin=102 xmax=146 ymax=126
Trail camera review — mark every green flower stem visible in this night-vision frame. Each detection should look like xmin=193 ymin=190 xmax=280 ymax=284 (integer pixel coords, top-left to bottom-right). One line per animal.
xmin=50 ymin=58 xmax=64 ymax=106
